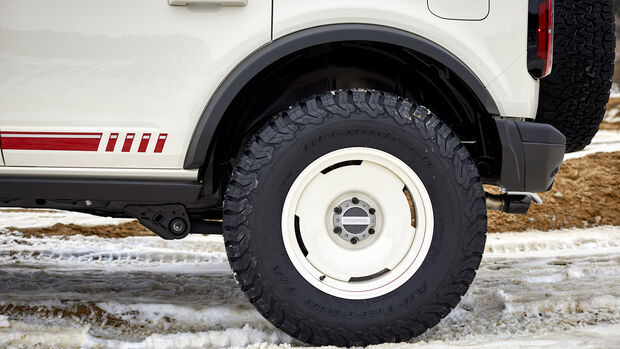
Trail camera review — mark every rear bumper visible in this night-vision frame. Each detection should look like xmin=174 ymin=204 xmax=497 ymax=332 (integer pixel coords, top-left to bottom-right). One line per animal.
xmin=495 ymin=119 xmax=565 ymax=192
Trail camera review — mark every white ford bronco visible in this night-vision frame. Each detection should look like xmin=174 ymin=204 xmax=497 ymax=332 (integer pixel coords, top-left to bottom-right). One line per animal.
xmin=0 ymin=0 xmax=615 ymax=345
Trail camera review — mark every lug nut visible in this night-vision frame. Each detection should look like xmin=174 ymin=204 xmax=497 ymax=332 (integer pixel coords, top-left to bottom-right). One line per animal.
xmin=350 ymin=237 xmax=359 ymax=244
xmin=368 ymin=228 xmax=375 ymax=235
xmin=334 ymin=206 xmax=342 ymax=214
xmin=333 ymin=227 xmax=342 ymax=234
xmin=352 ymin=197 xmax=359 ymax=204
xmin=369 ymin=208 xmax=375 ymax=214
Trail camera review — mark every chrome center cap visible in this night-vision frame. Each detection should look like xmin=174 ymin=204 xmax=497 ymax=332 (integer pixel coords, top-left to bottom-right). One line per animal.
xmin=332 ymin=197 xmax=376 ymax=244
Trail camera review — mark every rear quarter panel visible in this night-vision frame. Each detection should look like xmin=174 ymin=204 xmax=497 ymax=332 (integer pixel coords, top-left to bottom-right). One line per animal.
xmin=273 ymin=0 xmax=538 ymax=118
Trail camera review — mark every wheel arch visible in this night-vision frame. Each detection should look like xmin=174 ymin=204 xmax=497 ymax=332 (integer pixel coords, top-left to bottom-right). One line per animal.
xmin=184 ymin=24 xmax=502 ymax=192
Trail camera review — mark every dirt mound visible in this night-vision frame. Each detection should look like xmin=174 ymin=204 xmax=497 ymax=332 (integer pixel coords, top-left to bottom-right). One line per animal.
xmin=601 ymin=121 xmax=620 ymax=130
xmin=602 ymin=97 xmax=620 ymax=130
xmin=11 ymin=221 xmax=153 ymax=238
xmin=488 ymin=151 xmax=620 ymax=232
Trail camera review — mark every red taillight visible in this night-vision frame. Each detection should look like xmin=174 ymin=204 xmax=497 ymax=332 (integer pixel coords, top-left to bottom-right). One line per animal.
xmin=537 ymin=0 xmax=553 ymax=76
xmin=528 ymin=0 xmax=554 ymax=78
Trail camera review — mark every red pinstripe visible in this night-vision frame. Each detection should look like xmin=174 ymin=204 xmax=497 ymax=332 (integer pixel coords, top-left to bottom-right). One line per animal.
xmin=0 ymin=132 xmax=102 ymax=151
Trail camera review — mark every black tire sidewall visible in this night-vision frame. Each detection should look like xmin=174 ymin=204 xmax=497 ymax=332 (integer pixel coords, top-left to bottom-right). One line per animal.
xmin=244 ymin=112 xmax=474 ymax=329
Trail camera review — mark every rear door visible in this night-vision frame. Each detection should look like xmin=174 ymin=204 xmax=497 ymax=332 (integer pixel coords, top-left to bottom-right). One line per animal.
xmin=0 ymin=0 xmax=270 ymax=170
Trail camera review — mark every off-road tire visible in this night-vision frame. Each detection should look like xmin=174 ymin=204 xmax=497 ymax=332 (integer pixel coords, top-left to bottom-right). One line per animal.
xmin=536 ymin=0 xmax=615 ymax=152
xmin=223 ymin=89 xmax=487 ymax=346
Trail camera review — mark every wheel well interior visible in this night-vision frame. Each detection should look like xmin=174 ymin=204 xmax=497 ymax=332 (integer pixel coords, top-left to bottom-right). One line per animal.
xmin=205 ymin=41 xmax=502 ymax=197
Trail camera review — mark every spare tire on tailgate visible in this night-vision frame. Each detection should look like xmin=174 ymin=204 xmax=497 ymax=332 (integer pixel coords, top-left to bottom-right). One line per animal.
xmin=536 ymin=0 xmax=615 ymax=153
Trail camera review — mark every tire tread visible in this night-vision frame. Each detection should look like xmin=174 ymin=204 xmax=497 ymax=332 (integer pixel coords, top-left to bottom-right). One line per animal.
xmin=537 ymin=0 xmax=615 ymax=152
xmin=223 ymin=89 xmax=487 ymax=346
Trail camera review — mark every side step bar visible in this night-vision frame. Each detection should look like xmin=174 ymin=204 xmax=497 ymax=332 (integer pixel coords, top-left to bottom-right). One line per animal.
xmin=0 ymin=177 xmax=223 ymax=239
xmin=0 ymin=177 xmax=203 ymax=203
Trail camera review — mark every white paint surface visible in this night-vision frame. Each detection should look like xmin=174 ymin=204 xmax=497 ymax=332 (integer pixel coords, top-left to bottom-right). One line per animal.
xmin=428 ymin=0 xmax=489 ymax=20
xmin=0 ymin=0 xmax=271 ymax=169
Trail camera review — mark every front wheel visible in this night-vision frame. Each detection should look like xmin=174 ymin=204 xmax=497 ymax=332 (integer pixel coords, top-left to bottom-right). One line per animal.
xmin=223 ymin=90 xmax=487 ymax=346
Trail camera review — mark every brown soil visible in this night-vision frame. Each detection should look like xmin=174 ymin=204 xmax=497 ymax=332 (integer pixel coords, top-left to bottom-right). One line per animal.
xmin=488 ymin=151 xmax=620 ymax=232
xmin=607 ymin=96 xmax=620 ymax=110
xmin=0 ymin=208 xmax=60 ymax=213
xmin=0 ymin=302 xmax=131 ymax=329
xmin=601 ymin=97 xmax=620 ymax=130
xmin=10 ymin=221 xmax=153 ymax=238
xmin=600 ymin=121 xmax=620 ymax=130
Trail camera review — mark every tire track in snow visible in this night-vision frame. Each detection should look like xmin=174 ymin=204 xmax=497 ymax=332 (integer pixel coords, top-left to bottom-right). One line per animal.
xmin=0 ymin=230 xmax=279 ymax=344
xmin=0 ymin=231 xmax=228 ymax=268
xmin=0 ymin=227 xmax=619 ymax=347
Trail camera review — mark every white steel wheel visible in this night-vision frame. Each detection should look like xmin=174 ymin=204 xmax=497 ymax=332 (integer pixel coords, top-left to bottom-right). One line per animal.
xmin=281 ymin=147 xmax=434 ymax=299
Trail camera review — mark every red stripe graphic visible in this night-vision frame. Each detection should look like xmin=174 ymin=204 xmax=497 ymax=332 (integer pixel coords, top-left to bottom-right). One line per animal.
xmin=121 ymin=133 xmax=135 ymax=152
xmin=138 ymin=133 xmax=151 ymax=153
xmin=0 ymin=132 xmax=102 ymax=151
xmin=105 ymin=133 xmax=119 ymax=152
xmin=154 ymin=133 xmax=167 ymax=153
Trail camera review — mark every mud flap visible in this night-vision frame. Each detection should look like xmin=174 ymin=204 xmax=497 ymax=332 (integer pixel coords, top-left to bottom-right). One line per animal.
xmin=495 ymin=119 xmax=566 ymax=192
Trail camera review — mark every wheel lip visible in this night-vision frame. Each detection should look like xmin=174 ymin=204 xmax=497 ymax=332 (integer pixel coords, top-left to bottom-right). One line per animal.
xmin=281 ymin=147 xmax=434 ymax=300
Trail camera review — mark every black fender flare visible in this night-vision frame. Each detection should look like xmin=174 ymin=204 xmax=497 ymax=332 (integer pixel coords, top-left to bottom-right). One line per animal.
xmin=184 ymin=24 xmax=500 ymax=169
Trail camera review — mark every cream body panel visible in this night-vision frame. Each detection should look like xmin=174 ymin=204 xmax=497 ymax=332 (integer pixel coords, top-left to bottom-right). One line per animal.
xmin=487 ymin=53 xmax=540 ymax=118
xmin=273 ymin=0 xmax=538 ymax=118
xmin=0 ymin=0 xmax=271 ymax=169
xmin=428 ymin=0 xmax=489 ymax=20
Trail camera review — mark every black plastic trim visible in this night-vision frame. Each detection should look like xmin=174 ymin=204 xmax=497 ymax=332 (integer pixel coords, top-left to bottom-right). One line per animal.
xmin=125 ymin=204 xmax=191 ymax=240
xmin=183 ymin=24 xmax=501 ymax=169
xmin=495 ymin=119 xmax=565 ymax=192
xmin=190 ymin=219 xmax=222 ymax=235
xmin=0 ymin=178 xmax=202 ymax=202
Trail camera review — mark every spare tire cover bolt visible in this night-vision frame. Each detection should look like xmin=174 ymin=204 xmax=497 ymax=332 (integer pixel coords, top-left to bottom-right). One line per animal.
xmin=368 ymin=228 xmax=375 ymax=235
xmin=369 ymin=208 xmax=375 ymax=214
xmin=350 ymin=237 xmax=359 ymax=244
xmin=333 ymin=227 xmax=342 ymax=234
xmin=334 ymin=207 xmax=342 ymax=214
xmin=352 ymin=197 xmax=359 ymax=204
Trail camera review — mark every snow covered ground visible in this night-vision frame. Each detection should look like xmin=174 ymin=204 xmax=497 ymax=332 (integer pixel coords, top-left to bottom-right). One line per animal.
xmin=0 ymin=218 xmax=619 ymax=348
xmin=0 ymin=130 xmax=619 ymax=348
xmin=564 ymin=130 xmax=620 ymax=160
